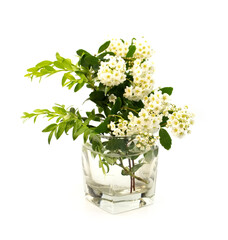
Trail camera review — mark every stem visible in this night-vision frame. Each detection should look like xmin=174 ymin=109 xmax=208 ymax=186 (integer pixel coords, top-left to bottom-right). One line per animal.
xmin=128 ymin=159 xmax=132 ymax=193
xmin=115 ymin=161 xmax=148 ymax=184
xmin=131 ymin=159 xmax=135 ymax=191
xmin=121 ymin=107 xmax=139 ymax=114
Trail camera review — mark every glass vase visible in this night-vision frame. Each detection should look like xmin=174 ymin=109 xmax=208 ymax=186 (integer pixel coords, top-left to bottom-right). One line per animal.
xmin=82 ymin=135 xmax=159 ymax=214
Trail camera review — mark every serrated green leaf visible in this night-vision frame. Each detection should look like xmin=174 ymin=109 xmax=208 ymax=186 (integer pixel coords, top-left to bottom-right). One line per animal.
xmin=98 ymin=40 xmax=111 ymax=53
xmin=42 ymin=123 xmax=57 ymax=132
xmin=126 ymin=45 xmax=136 ymax=58
xmin=159 ymin=128 xmax=172 ymax=150
xmin=36 ymin=60 xmax=53 ymax=68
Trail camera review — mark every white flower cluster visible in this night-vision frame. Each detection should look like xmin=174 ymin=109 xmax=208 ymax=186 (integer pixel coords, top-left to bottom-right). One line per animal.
xmin=167 ymin=106 xmax=194 ymax=137
xmin=132 ymin=38 xmax=154 ymax=59
xmin=124 ymin=59 xmax=155 ymax=101
xmin=109 ymin=117 xmax=158 ymax=151
xmin=143 ymin=90 xmax=170 ymax=116
xmin=106 ymin=39 xmax=130 ymax=57
xmin=97 ymin=55 xmax=126 ymax=87
xmin=106 ymin=38 xmax=154 ymax=59
xmin=109 ymin=90 xmax=171 ymax=150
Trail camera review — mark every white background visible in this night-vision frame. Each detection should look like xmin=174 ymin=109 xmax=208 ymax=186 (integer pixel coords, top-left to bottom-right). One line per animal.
xmin=1 ymin=0 xmax=228 ymax=239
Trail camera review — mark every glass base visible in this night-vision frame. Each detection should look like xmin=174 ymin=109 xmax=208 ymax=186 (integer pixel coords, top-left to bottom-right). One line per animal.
xmin=85 ymin=184 xmax=155 ymax=214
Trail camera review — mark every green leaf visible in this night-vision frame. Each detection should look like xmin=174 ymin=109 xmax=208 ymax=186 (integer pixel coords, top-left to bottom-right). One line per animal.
xmin=56 ymin=52 xmax=64 ymax=61
xmin=56 ymin=122 xmax=67 ymax=139
xmin=121 ymin=168 xmax=130 ymax=176
xmin=89 ymin=91 xmax=105 ymax=102
xmin=97 ymin=52 xmax=115 ymax=59
xmin=53 ymin=61 xmax=65 ymax=69
xmin=90 ymin=135 xmax=103 ymax=152
xmin=65 ymin=120 xmax=75 ymax=134
xmin=131 ymin=163 xmax=144 ymax=173
xmin=48 ymin=130 xmax=55 ymax=144
xmin=144 ymin=149 xmax=154 ymax=163
xmin=104 ymin=156 xmax=116 ymax=165
xmin=42 ymin=123 xmax=57 ymax=132
xmin=83 ymin=128 xmax=91 ymax=143
xmin=160 ymin=87 xmax=173 ymax=95
xmin=74 ymin=81 xmax=85 ymax=92
xmin=52 ymin=106 xmax=67 ymax=115
xmin=75 ymin=71 xmax=88 ymax=82
xmin=105 ymin=138 xmax=128 ymax=152
xmin=36 ymin=60 xmax=52 ymax=68
xmin=160 ymin=116 xmax=169 ymax=126
xmin=72 ymin=119 xmax=83 ymax=140
xmin=159 ymin=128 xmax=172 ymax=150
xmin=80 ymin=54 xmax=99 ymax=71
xmin=98 ymin=40 xmax=111 ymax=53
xmin=62 ymin=59 xmax=73 ymax=70
xmin=110 ymin=97 xmax=122 ymax=114
xmin=126 ymin=45 xmax=136 ymax=58
xmin=44 ymin=65 xmax=55 ymax=72
xmin=76 ymin=49 xmax=91 ymax=56
xmin=27 ymin=67 xmax=38 ymax=73
xmin=94 ymin=117 xmax=110 ymax=134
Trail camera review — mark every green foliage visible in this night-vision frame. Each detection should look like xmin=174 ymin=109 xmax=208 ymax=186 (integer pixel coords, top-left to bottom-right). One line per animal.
xmin=23 ymin=38 xmax=177 ymax=160
xmin=159 ymin=128 xmax=172 ymax=150
xmin=160 ymin=87 xmax=173 ymax=95
xmin=98 ymin=40 xmax=111 ymax=53
xmin=94 ymin=117 xmax=110 ymax=134
xmin=131 ymin=163 xmax=144 ymax=173
xmin=25 ymin=52 xmax=78 ymax=85
xmin=97 ymin=52 xmax=115 ymax=59
xmin=105 ymin=138 xmax=128 ymax=152
xmin=126 ymin=45 xmax=136 ymax=58
xmin=110 ymin=97 xmax=122 ymax=114
xmin=160 ymin=116 xmax=169 ymax=127
xmin=79 ymin=51 xmax=99 ymax=71
xmin=21 ymin=104 xmax=97 ymax=144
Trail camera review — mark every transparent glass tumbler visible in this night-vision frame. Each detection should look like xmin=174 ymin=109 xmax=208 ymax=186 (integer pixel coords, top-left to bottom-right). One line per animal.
xmin=82 ymin=136 xmax=159 ymax=214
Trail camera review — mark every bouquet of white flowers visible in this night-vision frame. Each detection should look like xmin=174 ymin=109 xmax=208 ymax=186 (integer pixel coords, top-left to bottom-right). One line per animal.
xmin=22 ymin=37 xmax=194 ymax=213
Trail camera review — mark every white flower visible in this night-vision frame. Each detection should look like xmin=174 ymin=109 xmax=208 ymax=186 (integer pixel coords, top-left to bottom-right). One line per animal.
xmin=108 ymin=94 xmax=117 ymax=103
xmin=98 ymin=56 xmax=126 ymax=87
xmin=132 ymin=37 xmax=154 ymax=59
xmin=167 ymin=107 xmax=194 ymax=137
xmin=106 ymin=39 xmax=129 ymax=57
